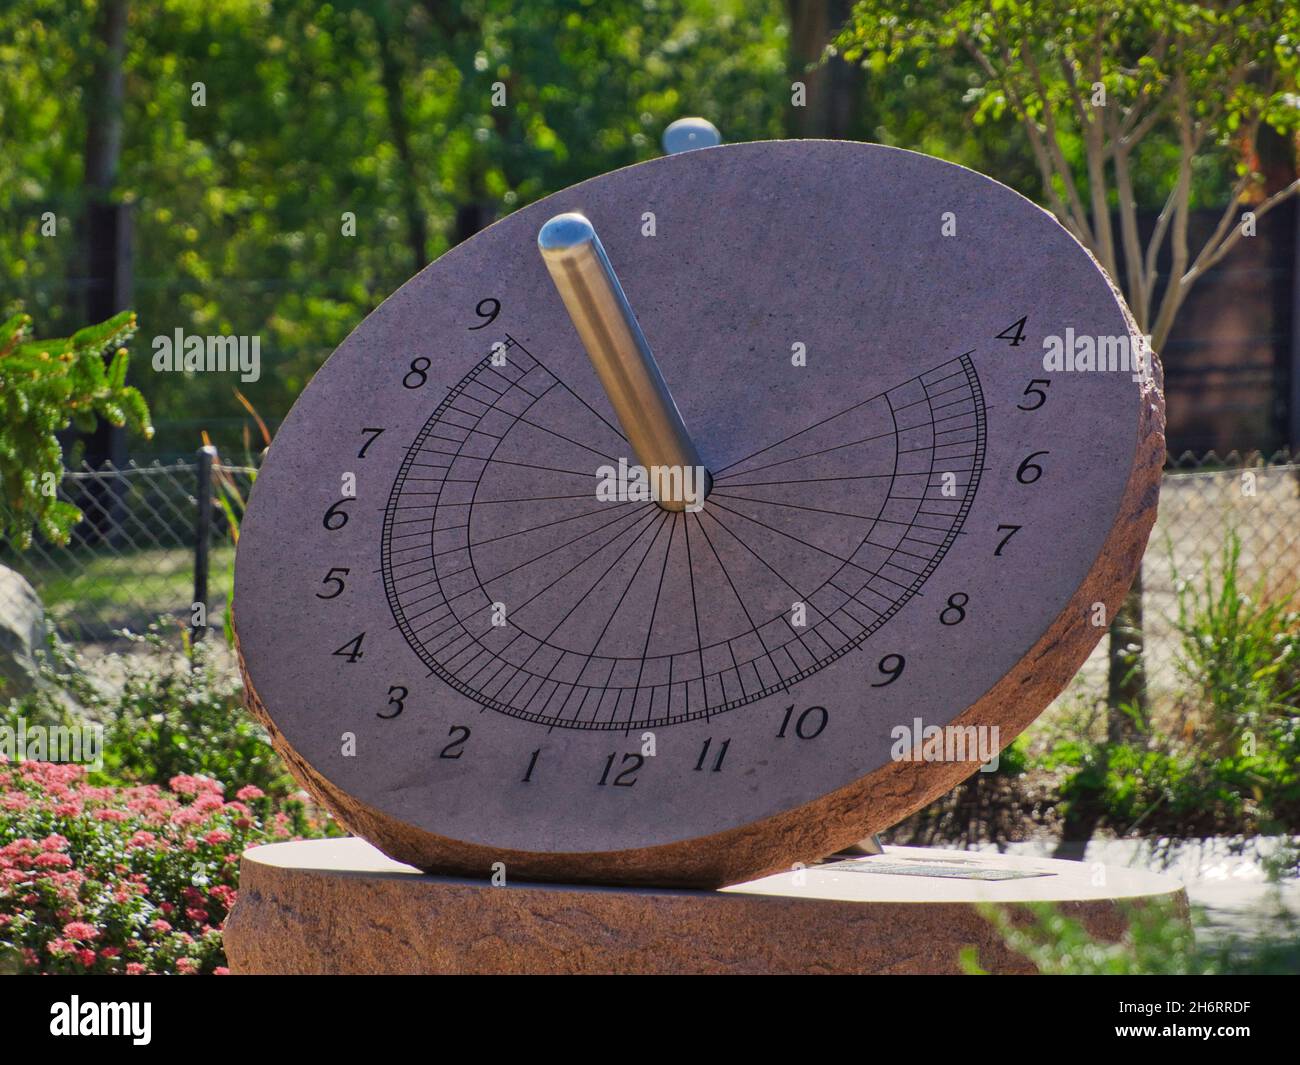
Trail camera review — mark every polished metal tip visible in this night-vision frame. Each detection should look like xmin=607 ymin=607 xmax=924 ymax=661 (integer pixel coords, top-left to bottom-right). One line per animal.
xmin=538 ymin=212 xmax=596 ymax=258
xmin=662 ymin=117 xmax=722 ymax=155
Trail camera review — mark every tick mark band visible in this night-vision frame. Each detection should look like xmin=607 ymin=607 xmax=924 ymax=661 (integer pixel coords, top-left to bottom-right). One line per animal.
xmin=538 ymin=211 xmax=711 ymax=512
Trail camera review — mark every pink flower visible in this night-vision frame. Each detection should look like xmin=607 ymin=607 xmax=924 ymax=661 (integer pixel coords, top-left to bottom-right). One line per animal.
xmin=62 ymin=922 xmax=98 ymax=941
xmin=76 ymin=948 xmax=97 ymax=966
xmin=203 ymin=829 xmax=231 ymax=846
xmin=34 ymin=853 xmax=73 ymax=869
xmin=169 ymin=774 xmax=223 ymax=797
xmin=176 ymin=958 xmax=198 ymax=975
xmin=93 ymin=808 xmax=129 ymax=822
xmin=209 ymin=884 xmax=237 ymax=909
xmin=214 ymin=966 xmax=230 ymax=975
xmin=126 ymin=963 xmax=146 ymax=975
xmin=235 ymin=785 xmax=264 ymax=801
xmin=150 ymin=919 xmax=172 ymax=934
xmin=41 ymin=834 xmax=69 ymax=851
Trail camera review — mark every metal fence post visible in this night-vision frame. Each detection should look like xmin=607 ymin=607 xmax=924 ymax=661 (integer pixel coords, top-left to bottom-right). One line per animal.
xmin=193 ymin=446 xmax=217 ymax=643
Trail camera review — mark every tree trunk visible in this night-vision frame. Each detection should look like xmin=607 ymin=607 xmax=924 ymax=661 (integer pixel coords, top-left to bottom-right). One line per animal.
xmin=1106 ymin=572 xmax=1148 ymax=743
xmin=373 ymin=10 xmax=428 ymax=274
xmin=78 ymin=0 xmax=131 ymax=544
xmin=785 ymin=0 xmax=864 ymax=140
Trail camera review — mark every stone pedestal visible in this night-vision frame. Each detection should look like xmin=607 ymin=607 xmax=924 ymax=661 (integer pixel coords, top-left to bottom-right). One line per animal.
xmin=225 ymin=838 xmax=1187 ymax=975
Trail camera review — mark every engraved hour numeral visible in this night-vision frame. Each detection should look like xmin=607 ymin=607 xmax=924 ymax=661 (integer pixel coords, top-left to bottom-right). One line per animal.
xmin=777 ymin=705 xmax=828 ymax=739
xmin=694 ymin=738 xmax=730 ymax=772
xmin=598 ymin=753 xmax=643 ymax=786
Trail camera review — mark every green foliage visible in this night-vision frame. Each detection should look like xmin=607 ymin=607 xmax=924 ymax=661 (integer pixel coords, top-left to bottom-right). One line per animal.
xmin=837 ymin=1 xmax=1300 ymax=197
xmin=0 ymin=759 xmax=332 ymax=974
xmin=995 ymin=733 xmax=1030 ymax=777
xmin=9 ymin=625 xmax=294 ymax=798
xmin=0 ymin=310 xmax=153 ymax=548
xmin=1038 ymin=530 xmax=1300 ymax=840
xmin=1173 ymin=531 xmax=1300 ymax=744
xmin=964 ymin=898 xmax=1300 ymax=975
xmin=837 ymin=1 xmax=1300 ymax=350
xmin=0 ymin=0 xmax=788 ymax=457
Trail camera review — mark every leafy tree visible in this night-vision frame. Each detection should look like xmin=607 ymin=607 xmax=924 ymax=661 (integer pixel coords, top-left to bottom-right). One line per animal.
xmin=837 ymin=0 xmax=1300 ymax=352
xmin=837 ymin=0 xmax=1300 ymax=739
xmin=0 ymin=0 xmax=788 ymax=457
xmin=0 ymin=310 xmax=152 ymax=548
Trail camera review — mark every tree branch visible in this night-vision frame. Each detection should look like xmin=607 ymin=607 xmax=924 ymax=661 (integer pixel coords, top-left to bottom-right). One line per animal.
xmin=1187 ymin=177 xmax=1300 ymax=283
xmin=956 ymin=29 xmax=1091 ymax=246
xmin=1109 ymin=104 xmax=1148 ymax=327
xmin=1150 ymin=70 xmax=1194 ymax=352
xmin=1013 ymin=34 xmax=1095 ymax=251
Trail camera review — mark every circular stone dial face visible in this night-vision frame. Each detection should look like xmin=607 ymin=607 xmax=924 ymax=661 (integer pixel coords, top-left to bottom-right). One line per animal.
xmin=235 ymin=141 xmax=1156 ymax=872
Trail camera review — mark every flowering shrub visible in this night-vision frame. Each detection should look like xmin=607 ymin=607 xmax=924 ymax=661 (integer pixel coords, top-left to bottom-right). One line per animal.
xmin=13 ymin=627 xmax=295 ymax=798
xmin=0 ymin=759 xmax=332 ymax=974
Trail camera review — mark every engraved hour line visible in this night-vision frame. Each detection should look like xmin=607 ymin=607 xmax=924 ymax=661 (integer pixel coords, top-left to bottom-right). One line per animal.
xmin=698 ymin=507 xmax=854 ymax=648
xmin=392 ymin=503 xmax=656 ymax=621
xmin=395 ymin=513 xmax=651 ymax=623
xmin=629 ymin=510 xmax=678 ymax=724
xmin=713 ymin=384 xmax=971 ymax=482
xmin=683 ymin=514 xmax=708 ymax=695
xmin=410 ymin=439 xmax=961 ymax=707
xmin=702 ymin=511 xmax=845 ymax=677
xmin=429 ymin=511 xmax=665 ymax=672
xmin=499 ymin=508 xmax=670 ymax=674
xmin=425 ymin=506 xmax=661 ymax=653
xmin=686 ymin=359 xmax=968 ymax=634
xmin=709 ymin=349 xmax=976 ymax=478
xmin=691 ymin=506 xmax=823 ymax=682
xmin=716 ymin=424 xmax=906 ymax=480
xmin=383 ymin=340 xmax=558 ymax=649
xmin=584 ymin=512 xmax=676 ymax=664
xmin=418 ymin=497 xmax=639 ymax=563
xmin=381 ymin=344 xmax=984 ymax=726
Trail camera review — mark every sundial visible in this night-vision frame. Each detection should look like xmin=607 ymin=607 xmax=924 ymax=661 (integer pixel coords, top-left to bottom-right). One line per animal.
xmin=234 ymin=140 xmax=1163 ymax=889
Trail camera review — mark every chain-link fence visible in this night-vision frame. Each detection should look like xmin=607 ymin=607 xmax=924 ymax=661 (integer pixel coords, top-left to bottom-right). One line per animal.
xmin=0 ymin=452 xmax=255 ymax=646
xmin=1063 ymin=450 xmax=1300 ymax=718
xmin=0 ymin=452 xmax=1297 ymax=696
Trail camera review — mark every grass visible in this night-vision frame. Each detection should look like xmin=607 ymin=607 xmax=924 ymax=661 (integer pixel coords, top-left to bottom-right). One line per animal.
xmin=6 ymin=544 xmax=235 ymax=636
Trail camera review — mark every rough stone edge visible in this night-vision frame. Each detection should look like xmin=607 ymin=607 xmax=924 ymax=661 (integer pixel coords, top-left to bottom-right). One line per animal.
xmin=224 ymin=844 xmax=1188 ymax=975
